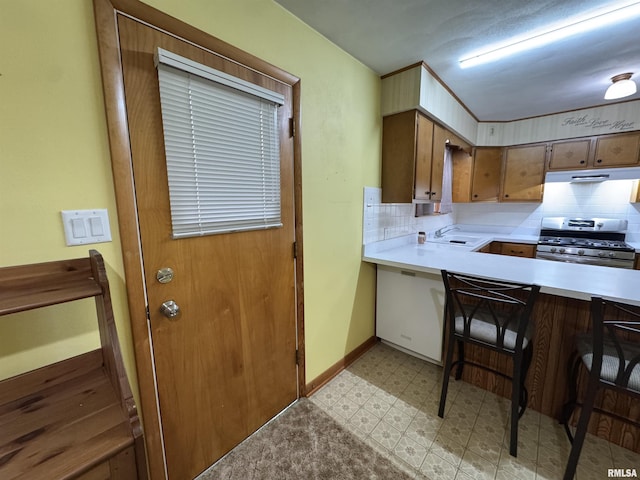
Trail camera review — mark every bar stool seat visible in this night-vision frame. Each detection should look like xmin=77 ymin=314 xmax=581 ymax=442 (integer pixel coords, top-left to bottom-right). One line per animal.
xmin=453 ymin=309 xmax=533 ymax=350
xmin=438 ymin=270 xmax=540 ymax=458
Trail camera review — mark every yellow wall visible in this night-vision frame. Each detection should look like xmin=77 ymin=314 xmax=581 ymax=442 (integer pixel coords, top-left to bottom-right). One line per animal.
xmin=0 ymin=0 xmax=133 ymax=381
xmin=0 ymin=0 xmax=380 ymax=399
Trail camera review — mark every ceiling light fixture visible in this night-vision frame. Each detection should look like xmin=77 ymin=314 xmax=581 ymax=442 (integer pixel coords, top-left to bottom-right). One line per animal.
xmin=604 ymin=73 xmax=637 ymax=99
xmin=459 ymin=1 xmax=640 ymax=69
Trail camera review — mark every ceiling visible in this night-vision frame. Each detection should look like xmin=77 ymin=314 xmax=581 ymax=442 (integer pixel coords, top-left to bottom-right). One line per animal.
xmin=274 ymin=0 xmax=640 ymax=121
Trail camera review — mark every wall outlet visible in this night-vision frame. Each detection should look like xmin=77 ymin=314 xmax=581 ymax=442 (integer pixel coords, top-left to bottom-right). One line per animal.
xmin=61 ymin=209 xmax=112 ymax=246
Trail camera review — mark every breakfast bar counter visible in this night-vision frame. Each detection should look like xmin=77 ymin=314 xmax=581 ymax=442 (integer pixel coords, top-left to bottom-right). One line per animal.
xmin=363 ymin=234 xmax=640 ymax=305
xmin=363 ymin=234 xmax=640 ymax=452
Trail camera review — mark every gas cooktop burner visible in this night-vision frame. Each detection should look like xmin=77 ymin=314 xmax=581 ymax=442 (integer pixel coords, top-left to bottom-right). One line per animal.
xmin=538 ymin=236 xmax=634 ymax=251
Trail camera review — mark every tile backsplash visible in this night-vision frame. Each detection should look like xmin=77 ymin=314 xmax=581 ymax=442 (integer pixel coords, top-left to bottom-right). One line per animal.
xmin=363 ymin=180 xmax=640 ymax=244
xmin=362 ymin=187 xmax=453 ymax=244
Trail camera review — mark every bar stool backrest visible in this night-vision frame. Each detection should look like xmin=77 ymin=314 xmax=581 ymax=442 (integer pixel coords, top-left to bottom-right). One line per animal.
xmin=442 ymin=271 xmax=540 ymax=353
xmin=589 ymin=297 xmax=640 ymax=395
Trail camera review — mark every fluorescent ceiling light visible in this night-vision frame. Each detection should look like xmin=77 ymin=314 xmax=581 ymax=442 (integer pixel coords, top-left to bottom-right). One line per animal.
xmin=604 ymin=73 xmax=637 ymax=99
xmin=460 ymin=1 xmax=640 ymax=68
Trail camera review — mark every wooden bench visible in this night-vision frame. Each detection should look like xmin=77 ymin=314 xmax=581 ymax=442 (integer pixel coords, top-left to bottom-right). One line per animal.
xmin=0 ymin=250 xmax=147 ymax=479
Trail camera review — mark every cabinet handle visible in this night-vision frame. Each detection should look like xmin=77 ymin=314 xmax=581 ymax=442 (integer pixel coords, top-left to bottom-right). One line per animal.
xmin=473 ymin=194 xmax=478 ymax=198
xmin=401 ymin=271 xmax=416 ymax=277
xmin=596 ymin=159 xmax=603 ymax=163
xmin=580 ymin=160 xmax=585 ymax=164
xmin=425 ymin=191 xmax=431 ymax=195
xmin=504 ymin=194 xmax=510 ymax=198
xmin=431 ymin=191 xmax=437 ymax=196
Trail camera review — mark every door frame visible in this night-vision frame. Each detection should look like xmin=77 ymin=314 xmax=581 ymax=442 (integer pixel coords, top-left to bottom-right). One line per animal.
xmin=92 ymin=1 xmax=306 ymax=478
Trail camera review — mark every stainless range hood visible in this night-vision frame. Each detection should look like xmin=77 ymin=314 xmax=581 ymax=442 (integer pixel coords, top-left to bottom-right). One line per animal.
xmin=545 ymin=166 xmax=640 ymax=183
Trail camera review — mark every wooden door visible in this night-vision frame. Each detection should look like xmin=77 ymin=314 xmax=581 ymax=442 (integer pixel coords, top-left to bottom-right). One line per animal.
xmin=548 ymin=139 xmax=591 ymax=170
xmin=501 ymin=144 xmax=546 ymax=202
xmin=117 ymin=16 xmax=298 ymax=480
xmin=594 ymin=132 xmax=640 ymax=167
xmin=471 ymin=147 xmax=502 ymax=202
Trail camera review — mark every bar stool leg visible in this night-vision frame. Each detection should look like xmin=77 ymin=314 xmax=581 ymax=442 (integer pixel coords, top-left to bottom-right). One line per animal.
xmin=561 ymin=353 xmax=581 ymax=439
xmin=438 ymin=328 xmax=457 ymax=418
xmin=455 ymin=340 xmax=465 ymax=380
xmin=518 ymin=345 xmax=533 ymax=417
xmin=509 ymin=349 xmax=523 ymax=457
xmin=563 ymin=374 xmax=599 ymax=480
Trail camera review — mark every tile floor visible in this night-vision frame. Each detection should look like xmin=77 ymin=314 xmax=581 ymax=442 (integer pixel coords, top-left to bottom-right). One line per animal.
xmin=309 ymin=341 xmax=640 ymax=480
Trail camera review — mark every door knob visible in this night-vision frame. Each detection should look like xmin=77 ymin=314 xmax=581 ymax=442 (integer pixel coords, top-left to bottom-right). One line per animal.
xmin=160 ymin=300 xmax=181 ymax=319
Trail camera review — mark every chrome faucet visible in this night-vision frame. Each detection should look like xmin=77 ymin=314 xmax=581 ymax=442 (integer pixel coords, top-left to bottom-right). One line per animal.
xmin=434 ymin=225 xmax=459 ymax=238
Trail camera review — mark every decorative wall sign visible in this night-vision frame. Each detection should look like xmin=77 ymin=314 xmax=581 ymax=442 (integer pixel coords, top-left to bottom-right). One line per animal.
xmin=561 ymin=114 xmax=636 ymax=132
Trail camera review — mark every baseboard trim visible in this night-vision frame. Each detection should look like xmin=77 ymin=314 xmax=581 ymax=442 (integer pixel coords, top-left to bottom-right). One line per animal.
xmin=304 ymin=336 xmax=378 ymax=397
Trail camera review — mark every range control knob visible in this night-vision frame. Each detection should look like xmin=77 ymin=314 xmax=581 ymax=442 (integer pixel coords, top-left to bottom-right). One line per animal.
xmin=609 ymin=252 xmax=616 ymax=258
xmin=559 ymin=247 xmax=566 ymax=254
xmin=550 ymin=247 xmax=557 ymax=253
xmin=598 ymin=252 xmax=606 ymax=257
xmin=578 ymin=249 xmax=585 ymax=255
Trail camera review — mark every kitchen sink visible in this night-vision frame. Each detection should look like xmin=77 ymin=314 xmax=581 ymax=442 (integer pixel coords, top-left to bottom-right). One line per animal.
xmin=429 ymin=235 xmax=484 ymax=246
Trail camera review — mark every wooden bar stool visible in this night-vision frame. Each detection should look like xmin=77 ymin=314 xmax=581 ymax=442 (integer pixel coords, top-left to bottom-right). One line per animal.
xmin=560 ymin=297 xmax=640 ymax=480
xmin=438 ymin=270 xmax=540 ymax=457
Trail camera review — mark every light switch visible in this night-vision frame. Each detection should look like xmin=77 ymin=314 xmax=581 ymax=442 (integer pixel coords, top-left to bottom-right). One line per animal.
xmin=61 ymin=209 xmax=112 ymax=246
xmin=71 ymin=218 xmax=87 ymax=238
xmin=89 ymin=216 xmax=104 ymax=236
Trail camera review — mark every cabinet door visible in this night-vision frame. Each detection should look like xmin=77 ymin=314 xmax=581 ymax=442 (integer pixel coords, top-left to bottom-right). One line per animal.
xmin=452 ymin=149 xmax=473 ymax=202
xmin=414 ymin=114 xmax=435 ymax=200
xmin=548 ymin=139 xmax=591 ymax=170
xmin=594 ymin=132 xmax=640 ymax=167
xmin=499 ymin=242 xmax=536 ymax=258
xmin=381 ymin=111 xmax=418 ymax=203
xmin=429 ymin=124 xmax=448 ymax=201
xmin=501 ymin=144 xmax=546 ymax=202
xmin=471 ymin=147 xmax=502 ymax=202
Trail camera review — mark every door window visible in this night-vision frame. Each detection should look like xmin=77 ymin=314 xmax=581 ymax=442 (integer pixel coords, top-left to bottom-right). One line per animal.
xmin=155 ymin=48 xmax=284 ymax=238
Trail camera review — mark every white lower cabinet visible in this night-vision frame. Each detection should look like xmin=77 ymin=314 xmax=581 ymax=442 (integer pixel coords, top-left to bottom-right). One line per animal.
xmin=376 ymin=265 xmax=445 ymax=365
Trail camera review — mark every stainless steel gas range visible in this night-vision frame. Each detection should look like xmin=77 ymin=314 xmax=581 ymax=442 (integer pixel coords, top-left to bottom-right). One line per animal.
xmin=536 ymin=217 xmax=636 ymax=269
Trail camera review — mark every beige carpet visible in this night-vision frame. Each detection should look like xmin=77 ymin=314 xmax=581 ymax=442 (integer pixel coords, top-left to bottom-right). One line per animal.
xmin=198 ymin=398 xmax=416 ymax=479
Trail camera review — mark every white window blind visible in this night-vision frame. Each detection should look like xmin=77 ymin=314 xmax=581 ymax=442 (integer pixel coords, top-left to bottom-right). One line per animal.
xmin=155 ymin=48 xmax=284 ymax=238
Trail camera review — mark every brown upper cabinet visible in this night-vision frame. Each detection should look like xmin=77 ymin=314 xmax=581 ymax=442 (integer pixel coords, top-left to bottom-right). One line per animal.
xmin=452 ymin=148 xmax=473 ymax=202
xmin=548 ymin=139 xmax=591 ymax=170
xmin=471 ymin=147 xmax=502 ymax=202
xmin=501 ymin=144 xmax=546 ymax=202
xmin=382 ymin=110 xmax=466 ymax=203
xmin=594 ymin=132 xmax=640 ymax=167
xmin=548 ymin=132 xmax=640 ymax=170
xmin=382 ymin=110 xmax=433 ymax=203
xmin=382 ymin=110 xmax=640 ymax=204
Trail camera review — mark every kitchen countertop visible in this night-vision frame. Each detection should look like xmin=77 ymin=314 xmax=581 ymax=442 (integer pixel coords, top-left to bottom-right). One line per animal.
xmin=363 ymin=231 xmax=640 ymax=305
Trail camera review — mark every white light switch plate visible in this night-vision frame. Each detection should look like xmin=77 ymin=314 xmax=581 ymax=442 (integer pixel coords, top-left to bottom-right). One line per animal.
xmin=61 ymin=209 xmax=112 ymax=246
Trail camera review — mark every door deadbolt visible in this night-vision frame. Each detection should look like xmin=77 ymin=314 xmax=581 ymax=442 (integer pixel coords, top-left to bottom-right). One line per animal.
xmin=156 ymin=267 xmax=174 ymax=284
xmin=160 ymin=300 xmax=181 ymax=320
